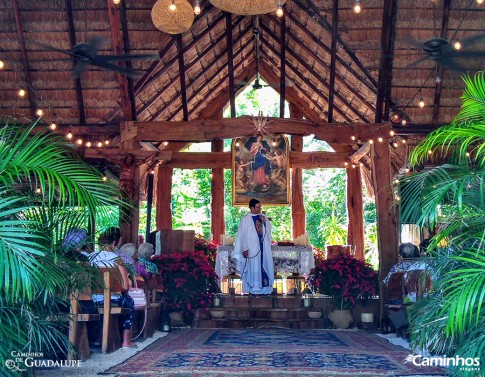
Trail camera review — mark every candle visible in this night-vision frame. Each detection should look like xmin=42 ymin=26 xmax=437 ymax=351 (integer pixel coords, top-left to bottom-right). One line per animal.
xmin=303 ymin=298 xmax=311 ymax=307
xmin=163 ymin=324 xmax=170 ymax=332
xmin=214 ymin=297 xmax=221 ymax=307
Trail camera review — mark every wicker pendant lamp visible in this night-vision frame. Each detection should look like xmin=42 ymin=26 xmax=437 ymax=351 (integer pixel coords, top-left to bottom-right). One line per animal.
xmin=209 ymin=0 xmax=286 ymax=15
xmin=151 ymin=0 xmax=195 ymax=35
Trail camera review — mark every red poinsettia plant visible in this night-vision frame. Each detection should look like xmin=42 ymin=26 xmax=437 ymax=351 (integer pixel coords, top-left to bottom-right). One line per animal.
xmin=152 ymin=250 xmax=220 ymax=323
xmin=308 ymin=253 xmax=378 ymax=310
xmin=194 ymin=234 xmax=219 ymax=267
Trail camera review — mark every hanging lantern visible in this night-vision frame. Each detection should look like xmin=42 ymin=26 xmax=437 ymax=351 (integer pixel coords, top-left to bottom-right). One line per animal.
xmin=272 ymin=270 xmax=283 ymax=295
xmin=151 ymin=0 xmax=194 ymax=35
xmin=286 ymin=267 xmax=305 ymax=295
xmin=221 ymin=267 xmax=242 ymax=295
xmin=209 ymin=0 xmax=286 ymax=16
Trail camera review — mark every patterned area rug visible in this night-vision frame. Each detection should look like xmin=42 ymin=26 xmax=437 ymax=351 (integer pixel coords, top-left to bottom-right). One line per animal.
xmin=102 ymin=329 xmax=445 ymax=377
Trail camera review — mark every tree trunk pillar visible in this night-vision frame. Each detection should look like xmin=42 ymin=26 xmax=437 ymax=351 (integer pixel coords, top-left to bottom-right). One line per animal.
xmin=156 ymin=166 xmax=173 ymax=230
xmin=346 ymin=166 xmax=365 ymax=260
xmin=211 ymin=139 xmax=225 ymax=243
xmin=289 ymin=104 xmax=306 ymax=239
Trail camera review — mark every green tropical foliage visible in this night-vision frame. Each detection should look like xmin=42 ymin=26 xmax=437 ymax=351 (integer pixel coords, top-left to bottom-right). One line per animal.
xmin=0 ymin=123 xmax=120 ymax=375
xmin=400 ymin=71 xmax=485 ymax=376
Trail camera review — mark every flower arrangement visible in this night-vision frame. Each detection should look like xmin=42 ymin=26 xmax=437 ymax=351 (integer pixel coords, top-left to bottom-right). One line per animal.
xmin=194 ymin=234 xmax=219 ymax=267
xmin=152 ymin=250 xmax=220 ymax=323
xmin=308 ymin=253 xmax=378 ymax=310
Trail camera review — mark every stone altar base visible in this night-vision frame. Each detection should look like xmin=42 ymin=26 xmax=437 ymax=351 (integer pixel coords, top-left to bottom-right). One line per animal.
xmin=194 ymin=295 xmax=380 ymax=329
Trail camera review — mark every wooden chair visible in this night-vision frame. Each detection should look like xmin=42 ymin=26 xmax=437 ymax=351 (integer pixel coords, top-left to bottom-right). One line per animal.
xmin=146 ymin=274 xmax=164 ymax=332
xmin=95 ymin=267 xmax=131 ymax=354
xmin=68 ymin=286 xmax=100 ymax=361
xmin=381 ymin=271 xmax=406 ymax=334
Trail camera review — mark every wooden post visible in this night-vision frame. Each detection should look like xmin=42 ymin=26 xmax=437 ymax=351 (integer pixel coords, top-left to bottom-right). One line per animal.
xmin=156 ymin=166 xmax=173 ymax=230
xmin=211 ymin=139 xmax=225 ymax=243
xmin=371 ymin=142 xmax=399 ymax=281
xmin=290 ymin=104 xmax=306 ymax=238
xmin=346 ymin=166 xmax=365 ymax=260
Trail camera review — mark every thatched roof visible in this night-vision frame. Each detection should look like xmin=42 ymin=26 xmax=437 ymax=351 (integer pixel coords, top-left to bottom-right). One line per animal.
xmin=1 ymin=0 xmax=484 ymax=136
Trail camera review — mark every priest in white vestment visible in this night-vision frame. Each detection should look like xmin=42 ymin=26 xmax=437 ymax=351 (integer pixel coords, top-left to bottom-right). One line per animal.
xmin=234 ymin=199 xmax=274 ymax=294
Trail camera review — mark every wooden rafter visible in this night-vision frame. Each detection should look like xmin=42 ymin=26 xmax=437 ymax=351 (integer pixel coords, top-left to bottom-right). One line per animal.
xmin=279 ymin=9 xmax=286 ymax=118
xmin=327 ymin=0 xmax=339 ymax=123
xmin=151 ymin=23 xmax=252 ymax=121
xmin=176 ymin=35 xmax=189 ymax=121
xmin=167 ymin=35 xmax=254 ymax=121
xmin=276 ymin=15 xmax=375 ymax=112
xmin=260 ymin=22 xmax=368 ymax=122
xmin=432 ymin=0 xmax=451 ymax=125
xmin=129 ymin=117 xmax=391 ymax=144
xmin=119 ymin=0 xmax=137 ymax=121
xmin=139 ymin=15 xmax=245 ymax=119
xmin=375 ymin=0 xmax=398 ymax=123
xmin=12 ymin=0 xmax=37 ymax=119
xmin=65 ymin=0 xmax=86 ymax=124
xmin=107 ymin=0 xmax=133 ymax=120
xmin=226 ymin=12 xmax=236 ymax=118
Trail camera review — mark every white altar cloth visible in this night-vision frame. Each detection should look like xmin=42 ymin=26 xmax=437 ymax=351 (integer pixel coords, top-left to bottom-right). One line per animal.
xmin=215 ymin=245 xmax=314 ymax=279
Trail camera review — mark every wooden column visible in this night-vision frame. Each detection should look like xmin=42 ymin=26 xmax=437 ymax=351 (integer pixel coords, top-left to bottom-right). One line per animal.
xmin=371 ymin=142 xmax=398 ymax=282
xmin=119 ymin=122 xmax=139 ymax=244
xmin=211 ymin=139 xmax=225 ymax=243
xmin=346 ymin=166 xmax=365 ymax=260
xmin=290 ymin=103 xmax=306 ymax=238
xmin=156 ymin=166 xmax=173 ymax=230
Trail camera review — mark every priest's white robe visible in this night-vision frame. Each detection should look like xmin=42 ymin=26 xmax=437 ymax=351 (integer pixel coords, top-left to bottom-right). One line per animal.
xmin=233 ymin=213 xmax=274 ymax=294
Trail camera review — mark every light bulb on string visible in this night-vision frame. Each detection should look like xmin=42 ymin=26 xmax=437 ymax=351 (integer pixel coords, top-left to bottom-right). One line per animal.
xmin=378 ymin=137 xmax=383 ymax=143
xmin=401 ymin=119 xmax=407 ymax=125
xmin=36 ymin=109 xmax=44 ymax=117
xmin=102 ymin=176 xmax=107 ymax=182
xmin=67 ymin=130 xmax=73 ymax=140
xmin=194 ymin=0 xmax=201 ymax=15
xmin=49 ymin=122 xmax=56 ymax=130
xmin=418 ymin=90 xmax=425 ymax=108
xmin=368 ymin=139 xmax=374 ymax=144
xmin=0 ymin=60 xmax=5 ymax=69
xmin=453 ymin=41 xmax=462 ymax=50
xmin=351 ymin=135 xmax=356 ymax=141
xmin=86 ymin=141 xmax=92 ymax=148
xmin=276 ymin=3 xmax=284 ymax=17
xmin=389 ymin=130 xmax=395 ymax=136
xmin=393 ymin=141 xmax=398 ymax=148
xmin=478 ymin=0 xmax=484 ymax=4
xmin=97 ymin=141 xmax=103 ymax=148
xmin=76 ymin=138 xmax=83 ymax=146
xmin=162 ymin=141 xmax=169 ymax=146
xmin=18 ymin=89 xmax=26 ymax=97
xmin=113 ymin=0 xmax=121 ymax=4
xmin=344 ymin=161 xmax=349 ymax=167
xmin=104 ymin=139 xmax=110 ymax=145
xmin=354 ymin=0 xmax=361 ymax=13
xmin=169 ymin=0 xmax=176 ymax=11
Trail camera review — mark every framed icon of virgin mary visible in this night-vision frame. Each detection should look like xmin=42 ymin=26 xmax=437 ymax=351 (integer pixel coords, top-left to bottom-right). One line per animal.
xmin=232 ymin=134 xmax=290 ymax=206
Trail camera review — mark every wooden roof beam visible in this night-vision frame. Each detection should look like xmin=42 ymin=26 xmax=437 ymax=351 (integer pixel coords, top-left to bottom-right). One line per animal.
xmin=167 ymin=34 xmax=254 ymax=121
xmin=107 ymin=0 xmax=133 ymax=120
xmin=150 ymin=23 xmax=252 ymax=121
xmin=132 ymin=117 xmax=391 ymax=144
xmin=375 ymin=0 xmax=398 ymax=123
xmin=432 ymin=0 xmax=451 ymax=125
xmin=12 ymin=0 xmax=37 ymax=119
xmin=327 ymin=0 xmax=339 ymax=123
xmin=226 ymin=12 xmax=236 ymax=118
xmin=279 ymin=9 xmax=287 ymax=118
xmin=176 ymin=35 xmax=189 ymax=121
xmin=259 ymin=33 xmax=359 ymax=122
xmin=139 ymin=15 xmax=246 ymax=118
xmin=119 ymin=0 xmax=137 ymax=120
xmin=65 ymin=0 xmax=86 ymax=124
xmin=260 ymin=22 xmax=367 ymax=122
xmin=296 ymin=0 xmax=378 ymax=89
xmin=272 ymin=16 xmax=375 ymax=112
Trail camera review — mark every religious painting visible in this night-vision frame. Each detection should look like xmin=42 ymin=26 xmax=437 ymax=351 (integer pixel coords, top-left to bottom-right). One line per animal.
xmin=232 ymin=134 xmax=290 ymax=206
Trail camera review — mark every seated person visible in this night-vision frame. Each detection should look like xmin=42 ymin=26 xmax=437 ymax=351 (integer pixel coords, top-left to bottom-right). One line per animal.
xmin=383 ymin=242 xmax=420 ymax=285
xmin=118 ymin=243 xmax=138 ymax=277
xmin=90 ymin=231 xmax=136 ymax=348
xmin=137 ymin=243 xmax=159 ymax=276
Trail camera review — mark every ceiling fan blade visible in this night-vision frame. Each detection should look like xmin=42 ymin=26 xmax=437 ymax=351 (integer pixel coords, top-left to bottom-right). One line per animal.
xmin=439 ymin=57 xmax=470 ymax=73
xmin=451 ymin=50 xmax=485 ymax=58
xmin=96 ymin=53 xmax=158 ymax=62
xmin=403 ymin=55 xmax=430 ymax=69
xmin=85 ymin=36 xmax=105 ymax=57
xmin=91 ymin=60 xmax=143 ymax=77
xmin=460 ymin=33 xmax=485 ymax=49
xmin=33 ymin=40 xmax=76 ymax=57
xmin=401 ymin=36 xmax=426 ymax=51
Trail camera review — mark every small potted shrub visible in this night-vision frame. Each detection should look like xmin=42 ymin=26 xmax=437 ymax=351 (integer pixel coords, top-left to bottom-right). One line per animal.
xmin=308 ymin=253 xmax=378 ymax=328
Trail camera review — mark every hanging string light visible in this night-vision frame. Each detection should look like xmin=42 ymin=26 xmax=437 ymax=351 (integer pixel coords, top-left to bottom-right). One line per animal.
xmin=169 ymin=0 xmax=177 ymax=11
xmin=194 ymin=0 xmax=201 ymax=15
xmin=453 ymin=41 xmax=462 ymax=50
xmin=49 ymin=121 xmax=56 ymax=130
xmin=0 ymin=60 xmax=5 ymax=69
xmin=67 ymin=129 xmax=73 ymax=140
xmin=18 ymin=89 xmax=26 ymax=97
xmin=354 ymin=0 xmax=362 ymax=13
xmin=276 ymin=1 xmax=284 ymax=17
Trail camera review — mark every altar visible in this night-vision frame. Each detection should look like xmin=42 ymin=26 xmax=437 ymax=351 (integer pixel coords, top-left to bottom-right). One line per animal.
xmin=215 ymin=245 xmax=315 ymax=279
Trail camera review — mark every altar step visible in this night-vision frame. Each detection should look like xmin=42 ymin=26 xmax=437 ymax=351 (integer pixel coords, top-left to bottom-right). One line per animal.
xmin=194 ymin=295 xmax=380 ymax=330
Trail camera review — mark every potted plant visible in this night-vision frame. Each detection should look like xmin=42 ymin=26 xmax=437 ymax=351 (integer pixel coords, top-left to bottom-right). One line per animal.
xmin=152 ymin=250 xmax=220 ymax=325
xmin=308 ymin=253 xmax=378 ymax=328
